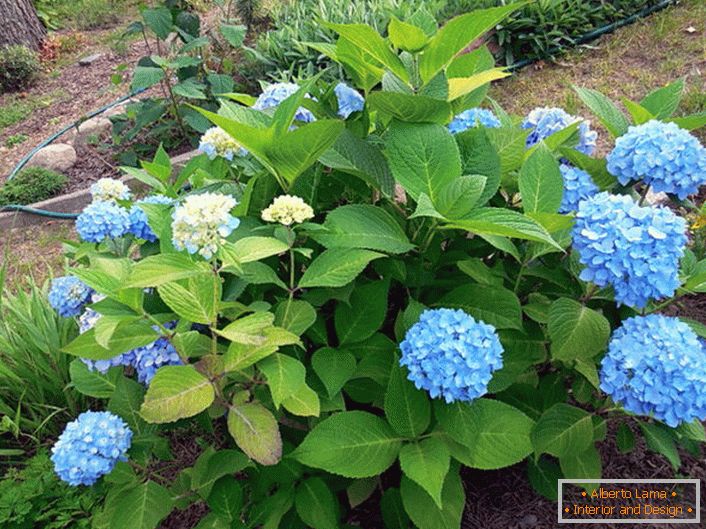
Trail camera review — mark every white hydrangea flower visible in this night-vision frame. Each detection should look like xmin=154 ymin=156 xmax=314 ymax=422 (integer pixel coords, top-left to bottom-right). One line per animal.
xmin=261 ymin=195 xmax=314 ymax=226
xmin=90 ymin=178 xmax=131 ymax=202
xmin=171 ymin=193 xmax=240 ymax=259
xmin=198 ymin=127 xmax=245 ymax=160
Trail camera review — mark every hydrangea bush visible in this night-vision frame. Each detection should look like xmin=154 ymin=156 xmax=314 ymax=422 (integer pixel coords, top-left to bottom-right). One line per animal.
xmin=46 ymin=7 xmax=706 ymax=529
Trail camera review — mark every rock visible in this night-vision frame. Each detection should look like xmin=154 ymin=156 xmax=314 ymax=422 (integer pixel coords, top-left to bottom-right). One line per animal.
xmin=645 ymin=188 xmax=669 ymax=206
xmin=75 ymin=117 xmax=112 ymax=145
xmin=27 ymin=144 xmax=77 ymax=172
xmin=79 ymin=53 xmax=103 ymax=66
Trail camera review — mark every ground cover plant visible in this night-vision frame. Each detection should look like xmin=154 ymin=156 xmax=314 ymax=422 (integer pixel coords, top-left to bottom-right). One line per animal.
xmin=12 ymin=3 xmax=706 ymax=529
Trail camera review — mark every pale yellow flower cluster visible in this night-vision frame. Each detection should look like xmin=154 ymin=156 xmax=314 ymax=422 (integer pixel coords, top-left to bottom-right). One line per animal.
xmin=261 ymin=195 xmax=314 ymax=226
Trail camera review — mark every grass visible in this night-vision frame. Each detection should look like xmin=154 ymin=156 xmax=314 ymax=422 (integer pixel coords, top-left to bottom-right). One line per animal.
xmin=40 ymin=0 xmax=137 ymax=31
xmin=0 ymin=90 xmax=67 ymax=134
xmin=491 ymin=0 xmax=706 ymax=146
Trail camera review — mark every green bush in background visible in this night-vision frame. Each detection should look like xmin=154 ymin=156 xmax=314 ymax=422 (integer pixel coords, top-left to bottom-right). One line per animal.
xmin=0 ymin=167 xmax=67 ymax=207
xmin=0 ymin=45 xmax=40 ymax=93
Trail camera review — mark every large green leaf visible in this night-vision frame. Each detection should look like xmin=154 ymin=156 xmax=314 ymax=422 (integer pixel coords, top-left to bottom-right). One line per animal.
xmin=310 ymin=205 xmax=414 ymax=254
xmin=573 ymin=86 xmax=630 ymax=137
xmin=388 ymin=16 xmax=428 ymax=52
xmin=548 ymin=298 xmax=610 ymax=362
xmin=640 ymin=79 xmax=684 ymax=119
xmin=486 ymin=126 xmax=529 ymax=175
xmin=455 ymin=127 xmax=501 ymax=205
xmin=335 ymin=280 xmax=389 ymax=345
xmin=559 ymin=444 xmax=602 ymax=482
xmin=299 ymin=249 xmax=383 ymax=288
xmin=63 ymin=324 xmax=159 ymax=360
xmin=108 ymin=481 xmax=174 ymax=529
xmin=275 ymin=300 xmax=316 ymax=336
xmin=227 ymin=401 xmax=282 ymax=465
xmin=126 ymin=254 xmax=210 ymax=288
xmin=385 ymin=121 xmax=462 ymax=202
xmin=640 ymin=422 xmax=680 ymax=470
xmin=385 ymin=362 xmax=431 ymax=438
xmin=400 ymin=469 xmax=464 ymax=529
xmin=140 ymin=365 xmax=215 ymax=424
xmin=439 ymin=283 xmax=522 ymax=330
xmin=157 ymin=275 xmax=219 ymax=325
xmin=531 ymin=403 xmax=594 ymax=458
xmin=519 ymin=144 xmax=563 ymax=213
xmin=434 ymin=175 xmax=487 ymax=219
xmin=399 ymin=438 xmax=450 ymax=509
xmin=295 ymin=478 xmax=339 ymax=529
xmin=258 ymin=353 xmax=307 ymax=408
xmin=368 ymin=92 xmax=453 ymax=124
xmin=418 ymin=3 xmax=526 ymax=82
xmin=312 ymin=347 xmax=357 ymax=398
xmin=69 ymin=359 xmax=118 ymax=398
xmin=436 ymin=399 xmax=534 ymax=469
xmin=446 ymin=208 xmax=562 ymax=250
xmin=292 ymin=411 xmax=402 ymax=477
xmin=108 ymin=377 xmax=150 ymax=434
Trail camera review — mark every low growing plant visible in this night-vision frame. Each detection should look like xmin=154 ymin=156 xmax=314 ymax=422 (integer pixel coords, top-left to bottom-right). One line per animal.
xmin=0 ymin=45 xmax=40 ymax=93
xmin=0 ymin=167 xmax=67 ymax=206
xmin=43 ymin=5 xmax=706 ymax=528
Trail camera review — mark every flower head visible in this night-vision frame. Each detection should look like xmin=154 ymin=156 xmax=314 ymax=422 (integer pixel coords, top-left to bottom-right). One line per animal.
xmin=171 ymin=193 xmax=240 ymax=259
xmin=132 ymin=336 xmax=183 ymax=385
xmin=448 ymin=108 xmax=501 ymax=133
xmin=128 ymin=195 xmax=174 ymax=242
xmin=90 ymin=178 xmax=131 ymax=202
xmin=559 ymin=163 xmax=599 ymax=213
xmin=76 ymin=201 xmax=131 ymax=243
xmin=522 ymin=106 xmax=597 ymax=155
xmin=51 ymin=411 xmax=132 ymax=486
xmin=48 ymin=276 xmax=93 ymax=318
xmin=253 ymin=82 xmax=315 ymax=123
xmin=261 ymin=195 xmax=314 ymax=225
xmin=334 ymin=83 xmax=364 ymax=119
xmin=198 ymin=127 xmax=245 ymax=161
xmin=607 ymin=120 xmax=706 ymax=199
xmin=400 ymin=308 xmax=503 ymax=403
xmin=572 ymin=192 xmax=687 ymax=308
xmin=600 ymin=315 xmax=706 ymax=427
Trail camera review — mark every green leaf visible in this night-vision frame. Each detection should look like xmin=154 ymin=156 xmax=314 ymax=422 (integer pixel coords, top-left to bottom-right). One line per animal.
xmin=310 ymin=205 xmax=414 ymax=254
xmin=622 ymin=98 xmax=655 ymax=125
xmin=446 ymin=208 xmax=562 ymax=250
xmin=389 ymin=17 xmax=428 ymax=52
xmin=455 ymin=127 xmax=501 ymax=205
xmin=226 ymin=237 xmax=289 ymax=264
xmin=293 ymin=411 xmax=402 ymax=478
xmin=559 ymin=444 xmax=601 ymax=482
xmin=143 ymin=6 xmax=173 ymax=39
xmin=669 ymin=112 xmax=706 ymax=131
xmin=335 ymin=280 xmax=389 ymax=344
xmin=381 ymin=488 xmax=411 ymax=529
xmin=140 ymin=365 xmax=215 ymax=424
xmin=220 ymin=24 xmax=246 ymax=48
xmin=368 ymin=92 xmax=452 ymax=124
xmin=324 ymin=22 xmax=409 ymax=82
xmin=173 ymin=79 xmax=207 ymax=100
xmin=399 ymin=438 xmax=450 ymax=509
xmin=531 ymin=403 xmax=594 ymax=458
xmin=519 ymin=144 xmax=563 ymax=213
xmin=127 ymin=254 xmax=210 ymax=288
xmin=640 ymin=79 xmax=684 ymax=119
xmin=559 ymin=148 xmax=616 ymax=190
xmin=440 ymin=283 xmax=521 ymax=330
xmin=447 ymin=69 xmax=510 ymax=101
xmin=573 ymin=86 xmax=629 ymax=137
xmin=223 ymin=327 xmax=300 ymax=371
xmin=434 ymin=175 xmax=487 ymax=219
xmin=347 ymin=478 xmax=378 ymax=509
xmin=385 ymin=121 xmax=462 ymax=203
xmin=548 ymin=298 xmax=610 ymax=362
xmin=157 ymin=275 xmax=219 ymax=325
xmin=132 ymin=66 xmax=166 ymax=91
xmin=384 ymin=362 xmax=431 ymax=437
xmin=63 ymin=324 xmax=159 ymax=360
xmin=275 ymin=300 xmax=316 ymax=335
xmin=192 ymin=449 xmax=251 ymax=499
xmin=299 ymin=249 xmax=383 ymax=288
xmin=527 ymin=457 xmax=562 ymax=500
xmin=108 ymin=377 xmax=149 ymax=434
xmin=69 ymin=359 xmax=118 ymax=398
xmin=312 ymin=347 xmax=357 ymax=398
xmin=436 ymin=399 xmax=534 ymax=469
xmin=677 ymin=420 xmax=706 ymax=442
xmin=295 ymin=477 xmax=339 ymax=529
xmin=207 ymin=476 xmax=243 ymax=521
xmin=109 ymin=481 xmax=174 ymax=529
xmin=400 ymin=469 xmax=464 ymax=529
xmin=216 ymin=312 xmax=275 ymax=345
xmin=486 ymin=126 xmax=529 ymax=176
xmin=227 ymin=401 xmax=282 ymax=465
xmin=418 ymin=3 xmax=526 ymax=82
xmin=616 ymin=423 xmax=635 ymax=454
xmin=640 ymin=422 xmax=681 ymax=471
xmin=258 ymin=353 xmax=307 ymax=408
xmin=282 ymin=383 xmax=320 ymax=417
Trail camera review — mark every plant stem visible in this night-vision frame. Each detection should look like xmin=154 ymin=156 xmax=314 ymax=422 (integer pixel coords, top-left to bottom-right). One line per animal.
xmin=638 ymin=184 xmax=651 ymax=206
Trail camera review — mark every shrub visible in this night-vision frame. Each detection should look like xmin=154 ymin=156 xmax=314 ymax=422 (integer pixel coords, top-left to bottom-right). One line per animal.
xmin=0 ymin=167 xmax=67 ymax=206
xmin=0 ymin=45 xmax=40 ymax=93
xmin=44 ymin=7 xmax=706 ymax=529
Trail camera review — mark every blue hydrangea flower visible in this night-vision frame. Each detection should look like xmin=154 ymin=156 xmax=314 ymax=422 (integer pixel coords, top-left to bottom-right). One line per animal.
xmin=51 ymin=411 xmax=132 ymax=486
xmin=600 ymin=315 xmax=706 ymax=428
xmin=132 ymin=336 xmax=183 ymax=385
xmin=448 ymin=108 xmax=501 ymax=133
xmin=334 ymin=83 xmax=364 ymax=119
xmin=128 ymin=195 xmax=174 ymax=242
xmin=559 ymin=164 xmax=599 ymax=213
xmin=48 ymin=276 xmax=93 ymax=318
xmin=399 ymin=308 xmax=503 ymax=403
xmin=76 ymin=201 xmax=131 ymax=243
xmin=522 ymin=106 xmax=597 ymax=155
xmin=198 ymin=127 xmax=245 ymax=161
xmin=606 ymin=120 xmax=706 ymax=200
xmin=253 ymin=82 xmax=315 ymax=123
xmin=572 ymin=192 xmax=687 ymax=309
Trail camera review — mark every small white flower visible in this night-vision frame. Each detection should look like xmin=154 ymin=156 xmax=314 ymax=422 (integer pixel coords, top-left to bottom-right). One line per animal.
xmin=261 ymin=195 xmax=314 ymax=226
xmin=90 ymin=178 xmax=131 ymax=202
xmin=171 ymin=193 xmax=240 ymax=259
xmin=198 ymin=127 xmax=244 ymax=160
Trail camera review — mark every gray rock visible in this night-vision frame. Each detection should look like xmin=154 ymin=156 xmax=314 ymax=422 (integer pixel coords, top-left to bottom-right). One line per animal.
xmin=79 ymin=53 xmax=103 ymax=66
xmin=75 ymin=117 xmax=112 ymax=145
xmin=26 ymin=143 xmax=77 ymax=172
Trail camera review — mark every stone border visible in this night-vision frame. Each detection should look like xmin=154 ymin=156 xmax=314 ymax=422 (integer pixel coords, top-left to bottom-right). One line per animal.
xmin=0 ymin=150 xmax=199 ymax=230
